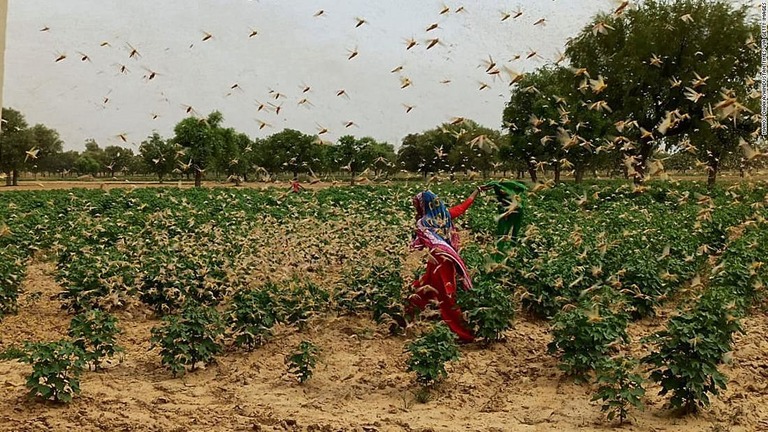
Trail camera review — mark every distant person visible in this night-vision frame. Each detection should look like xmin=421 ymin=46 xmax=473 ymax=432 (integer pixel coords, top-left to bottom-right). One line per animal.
xmin=289 ymin=178 xmax=305 ymax=193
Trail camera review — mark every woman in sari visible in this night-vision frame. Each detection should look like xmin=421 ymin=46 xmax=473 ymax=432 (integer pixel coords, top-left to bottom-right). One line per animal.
xmin=407 ymin=186 xmax=488 ymax=342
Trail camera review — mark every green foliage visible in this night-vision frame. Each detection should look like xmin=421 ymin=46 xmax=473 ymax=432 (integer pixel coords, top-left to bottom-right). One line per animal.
xmin=139 ymin=132 xmax=178 ymax=181
xmin=149 ymin=302 xmax=225 ymax=377
xmin=278 ymin=280 xmax=330 ymax=329
xmin=548 ymin=298 xmax=629 ymax=382
xmin=139 ymin=248 xmax=230 ymax=314
xmin=56 ymin=250 xmax=138 ymax=312
xmin=0 ymin=250 xmax=25 ymax=319
xmin=335 ymin=264 xmax=406 ymax=334
xmin=592 ymin=356 xmax=646 ymax=424
xmin=2 ymin=340 xmax=86 ymax=403
xmin=258 ymin=128 xmax=321 ymax=177
xmin=405 ymin=323 xmax=461 ymax=386
xmin=227 ymin=285 xmax=280 ymax=350
xmin=503 ymin=65 xmax=614 ymax=183
xmin=642 ymin=288 xmax=742 ymax=413
xmin=285 ymin=340 xmax=319 ymax=384
xmin=0 ymin=108 xmax=63 ymax=182
xmin=68 ymin=309 xmax=123 ymax=369
xmin=396 ymin=119 xmax=501 ymax=177
xmin=172 ymin=111 xmax=225 ymax=186
xmin=456 ymin=275 xmax=515 ymax=342
xmin=73 ymin=155 xmax=100 ymax=176
xmin=565 ymin=0 xmax=759 ymax=183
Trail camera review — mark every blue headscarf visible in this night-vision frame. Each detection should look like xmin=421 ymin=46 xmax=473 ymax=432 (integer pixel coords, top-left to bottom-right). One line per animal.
xmin=413 ymin=190 xmax=454 ymax=245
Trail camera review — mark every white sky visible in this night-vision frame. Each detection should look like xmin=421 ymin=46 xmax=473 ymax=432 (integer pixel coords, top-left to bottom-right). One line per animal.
xmin=5 ymin=0 xmax=618 ymax=151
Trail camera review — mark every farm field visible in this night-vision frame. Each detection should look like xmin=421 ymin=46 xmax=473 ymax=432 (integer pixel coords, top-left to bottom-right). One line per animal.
xmin=0 ymin=181 xmax=767 ymax=431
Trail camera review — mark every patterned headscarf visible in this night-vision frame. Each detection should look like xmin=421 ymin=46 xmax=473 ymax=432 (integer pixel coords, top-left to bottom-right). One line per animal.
xmin=412 ymin=191 xmax=454 ymax=243
xmin=411 ymin=190 xmax=472 ymax=290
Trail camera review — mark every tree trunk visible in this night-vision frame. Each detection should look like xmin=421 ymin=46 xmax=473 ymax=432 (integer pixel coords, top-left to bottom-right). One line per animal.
xmin=12 ymin=169 xmax=19 ymax=186
xmin=527 ymin=168 xmax=537 ymax=183
xmin=554 ymin=165 xmax=561 ymax=184
xmin=707 ymin=160 xmax=719 ymax=189
xmin=158 ymin=173 xmax=164 ymax=184
xmin=526 ymin=160 xmax=538 ymax=183
xmin=350 ymin=170 xmax=356 ymax=186
xmin=243 ymin=172 xmax=248 ymax=183
xmin=194 ymin=171 xmax=202 ymax=188
xmin=575 ymin=168 xmax=585 ymax=183
xmin=5 ymin=172 xmax=10 ymax=186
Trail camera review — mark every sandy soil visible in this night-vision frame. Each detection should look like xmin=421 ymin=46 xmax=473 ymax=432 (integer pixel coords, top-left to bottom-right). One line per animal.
xmin=0 ymin=261 xmax=767 ymax=432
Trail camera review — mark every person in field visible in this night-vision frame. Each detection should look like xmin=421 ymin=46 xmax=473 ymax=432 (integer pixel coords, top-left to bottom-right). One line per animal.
xmin=289 ymin=177 xmax=305 ymax=193
xmin=407 ymin=186 xmax=488 ymax=342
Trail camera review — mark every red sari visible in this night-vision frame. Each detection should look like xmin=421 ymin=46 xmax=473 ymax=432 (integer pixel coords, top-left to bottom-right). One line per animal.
xmin=409 ymin=195 xmax=475 ymax=342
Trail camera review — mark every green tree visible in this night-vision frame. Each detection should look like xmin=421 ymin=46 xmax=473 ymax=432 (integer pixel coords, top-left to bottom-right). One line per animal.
xmin=260 ymin=129 xmax=319 ymax=178
xmin=51 ymin=150 xmax=80 ymax=177
xmin=565 ymin=0 xmax=759 ymax=184
xmin=103 ymin=145 xmax=134 ymax=177
xmin=73 ymin=156 xmax=100 ymax=176
xmin=333 ymin=135 xmax=378 ymax=184
xmin=0 ymin=108 xmax=32 ymax=186
xmin=140 ymin=133 xmax=177 ymax=182
xmin=440 ymin=120 xmax=501 ymax=178
xmin=215 ymin=127 xmax=243 ymax=184
xmin=368 ymin=141 xmax=396 ymax=178
xmin=81 ymin=139 xmax=107 ymax=177
xmin=397 ymin=132 xmax=434 ymax=178
xmin=232 ymin=132 xmax=257 ymax=182
xmin=172 ymin=111 xmax=225 ymax=187
xmin=503 ymin=65 xmax=614 ymax=183
xmin=26 ymin=124 xmax=64 ymax=179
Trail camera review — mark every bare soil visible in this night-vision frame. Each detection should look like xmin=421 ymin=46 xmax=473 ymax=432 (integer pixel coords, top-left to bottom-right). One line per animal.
xmin=1 ymin=262 xmax=767 ymax=431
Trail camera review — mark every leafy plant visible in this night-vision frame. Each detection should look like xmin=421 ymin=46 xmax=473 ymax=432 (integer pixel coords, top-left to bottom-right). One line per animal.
xmin=149 ymin=301 xmax=225 ymax=377
xmin=405 ymin=323 xmax=461 ymax=387
xmin=69 ymin=309 xmax=123 ymax=369
xmin=56 ymin=250 xmax=138 ymax=312
xmin=456 ymin=275 xmax=515 ymax=342
xmin=286 ymin=340 xmax=319 ymax=384
xmin=548 ymin=297 xmax=629 ymax=382
xmin=334 ymin=264 xmax=407 ymax=334
xmin=139 ymin=248 xmax=230 ymax=315
xmin=1 ymin=340 xmax=86 ymax=403
xmin=227 ymin=285 xmax=280 ymax=350
xmin=0 ymin=250 xmax=26 ymax=319
xmin=592 ymin=356 xmax=646 ymax=424
xmin=642 ymin=288 xmax=742 ymax=413
xmin=278 ymin=280 xmax=329 ymax=329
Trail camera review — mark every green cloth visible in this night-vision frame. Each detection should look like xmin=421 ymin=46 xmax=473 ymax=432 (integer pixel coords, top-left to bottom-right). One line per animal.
xmin=483 ymin=180 xmax=528 ymax=260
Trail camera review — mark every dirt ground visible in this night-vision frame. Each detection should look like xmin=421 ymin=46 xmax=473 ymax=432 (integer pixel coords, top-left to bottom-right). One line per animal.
xmin=0 ymin=172 xmax=765 ymax=193
xmin=1 ymin=262 xmax=767 ymax=432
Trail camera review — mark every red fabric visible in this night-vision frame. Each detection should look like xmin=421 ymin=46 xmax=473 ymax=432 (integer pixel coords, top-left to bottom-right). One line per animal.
xmin=409 ymin=253 xmax=474 ymax=342
xmin=449 ymin=195 xmax=475 ymax=220
xmin=291 ymin=181 xmax=301 ymax=193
